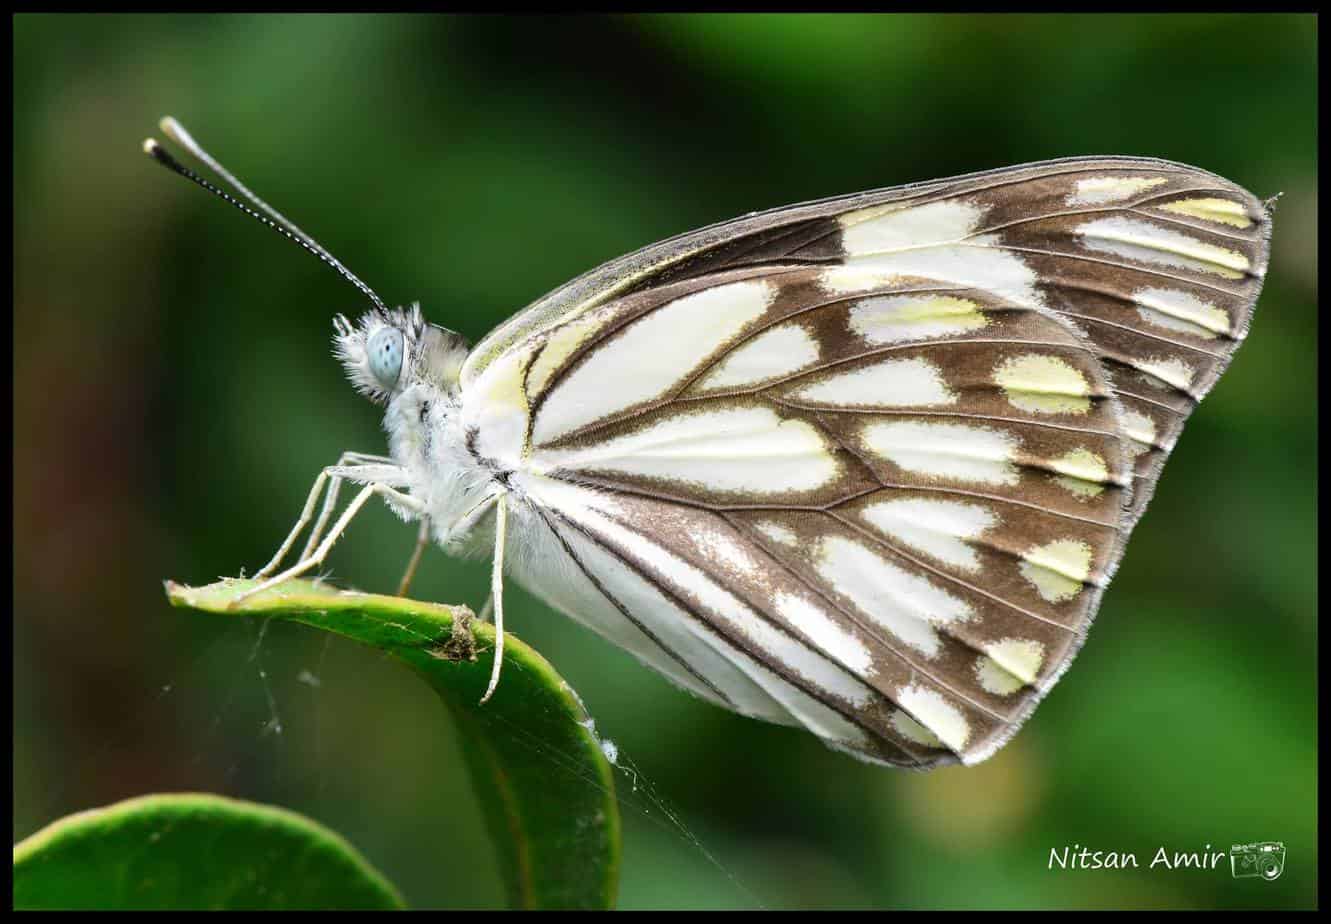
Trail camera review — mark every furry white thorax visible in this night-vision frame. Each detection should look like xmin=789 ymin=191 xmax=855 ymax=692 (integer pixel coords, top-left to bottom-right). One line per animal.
xmin=383 ymin=382 xmax=500 ymax=556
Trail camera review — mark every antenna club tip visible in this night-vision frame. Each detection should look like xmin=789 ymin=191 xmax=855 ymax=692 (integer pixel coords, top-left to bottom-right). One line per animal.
xmin=142 ymin=138 xmax=161 ymax=155
xmin=159 ymin=115 xmax=192 ymax=147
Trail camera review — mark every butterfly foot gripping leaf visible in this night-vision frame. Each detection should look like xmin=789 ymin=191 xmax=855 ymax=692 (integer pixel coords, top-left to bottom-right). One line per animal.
xmin=147 ymin=118 xmax=1271 ymax=770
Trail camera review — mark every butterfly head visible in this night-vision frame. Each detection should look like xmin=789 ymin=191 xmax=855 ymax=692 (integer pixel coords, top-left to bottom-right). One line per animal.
xmin=334 ymin=304 xmax=470 ymax=405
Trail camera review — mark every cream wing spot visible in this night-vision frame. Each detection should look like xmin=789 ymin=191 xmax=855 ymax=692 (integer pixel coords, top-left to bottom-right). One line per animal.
xmin=848 ymin=244 xmax=1043 ymax=310
xmin=1156 ymin=197 xmax=1253 ymax=228
xmin=897 ymin=685 xmax=971 ymax=752
xmin=890 ymin=709 xmax=944 ymax=748
xmin=533 ymin=279 xmax=775 ymax=443
xmin=1050 ymin=447 xmax=1111 ymax=499
xmin=818 ymin=265 xmax=905 ymax=295
xmin=791 ymin=357 xmax=957 ymax=408
xmin=690 ymin=528 xmax=763 ymax=579
xmin=1138 ymin=356 xmax=1197 ymax=392
xmin=816 ymin=536 xmax=973 ymax=659
xmin=1133 ymin=287 xmax=1230 ymax=339
xmin=1019 ymin=538 xmax=1093 ymax=603
xmin=985 ymin=638 xmax=1047 ymax=685
xmin=1075 ymin=216 xmax=1250 ymax=279
xmin=975 ymin=656 xmax=1026 ymax=696
xmin=755 ymin=520 xmax=799 ymax=546
xmin=859 ymin=498 xmax=997 ymax=573
xmin=1120 ymin=408 xmax=1158 ymax=456
xmin=993 ymin=354 xmax=1093 ymax=415
xmin=848 ymin=294 xmax=989 ymax=345
xmin=839 ymin=198 xmax=986 ymax=255
xmin=774 ymin=592 xmax=875 ymax=678
xmin=536 ymin=406 xmax=839 ymax=495
xmin=862 ymin=420 xmax=1019 ymax=486
xmin=1066 ymin=175 xmax=1167 ymax=206
xmin=697 ymin=324 xmax=820 ymax=391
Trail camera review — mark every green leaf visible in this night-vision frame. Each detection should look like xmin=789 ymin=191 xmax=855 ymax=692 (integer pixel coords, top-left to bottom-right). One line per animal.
xmin=162 ymin=579 xmax=620 ymax=910
xmin=12 ymin=792 xmax=406 ymax=910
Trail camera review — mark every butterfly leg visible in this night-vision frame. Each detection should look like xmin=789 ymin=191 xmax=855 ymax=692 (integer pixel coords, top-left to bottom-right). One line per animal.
xmin=234 ymin=482 xmax=424 ymax=608
xmin=396 ymin=517 xmax=431 ymax=597
xmin=253 ymin=468 xmax=341 ymax=579
xmin=254 ymin=451 xmax=396 ymax=579
xmin=299 ymin=453 xmax=398 ymax=561
xmin=479 ymin=493 xmax=509 ymax=705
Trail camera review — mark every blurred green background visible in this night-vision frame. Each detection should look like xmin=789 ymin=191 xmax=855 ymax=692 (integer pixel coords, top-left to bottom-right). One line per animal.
xmin=13 ymin=13 xmax=1317 ymax=910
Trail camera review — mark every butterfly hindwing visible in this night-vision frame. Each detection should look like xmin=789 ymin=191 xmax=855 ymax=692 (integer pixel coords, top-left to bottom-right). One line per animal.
xmin=467 ymin=158 xmax=1270 ymax=766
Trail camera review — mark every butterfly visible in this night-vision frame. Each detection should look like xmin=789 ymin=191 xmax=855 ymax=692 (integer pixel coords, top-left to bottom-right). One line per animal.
xmin=146 ymin=117 xmax=1272 ymax=769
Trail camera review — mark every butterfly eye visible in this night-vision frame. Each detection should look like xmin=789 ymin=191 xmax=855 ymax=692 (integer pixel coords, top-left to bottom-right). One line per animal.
xmin=367 ymin=327 xmax=405 ymax=390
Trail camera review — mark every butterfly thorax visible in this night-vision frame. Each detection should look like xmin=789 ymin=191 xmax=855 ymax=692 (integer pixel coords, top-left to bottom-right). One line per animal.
xmin=391 ymin=385 xmax=501 ymax=555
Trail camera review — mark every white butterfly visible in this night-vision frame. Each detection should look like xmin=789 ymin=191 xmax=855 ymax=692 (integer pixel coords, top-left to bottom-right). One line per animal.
xmin=147 ymin=117 xmax=1271 ymax=769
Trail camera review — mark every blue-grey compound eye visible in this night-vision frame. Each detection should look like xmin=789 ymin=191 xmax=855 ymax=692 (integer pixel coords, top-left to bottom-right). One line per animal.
xmin=367 ymin=327 xmax=404 ymax=390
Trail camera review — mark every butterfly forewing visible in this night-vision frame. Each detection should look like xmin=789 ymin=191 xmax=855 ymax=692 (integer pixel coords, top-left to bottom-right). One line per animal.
xmin=466 ymin=158 xmax=1270 ymax=766
xmin=468 ymin=157 xmax=1269 ymax=521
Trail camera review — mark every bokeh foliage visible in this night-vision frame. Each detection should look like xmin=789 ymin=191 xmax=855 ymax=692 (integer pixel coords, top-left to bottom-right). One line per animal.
xmin=13 ymin=13 xmax=1316 ymax=910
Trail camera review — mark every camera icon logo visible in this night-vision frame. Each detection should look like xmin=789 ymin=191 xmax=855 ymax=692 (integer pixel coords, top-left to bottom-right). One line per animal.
xmin=1230 ymin=841 xmax=1286 ymax=881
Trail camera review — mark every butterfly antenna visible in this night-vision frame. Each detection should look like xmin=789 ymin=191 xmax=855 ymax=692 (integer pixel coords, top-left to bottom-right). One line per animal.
xmin=142 ymin=117 xmax=389 ymax=316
